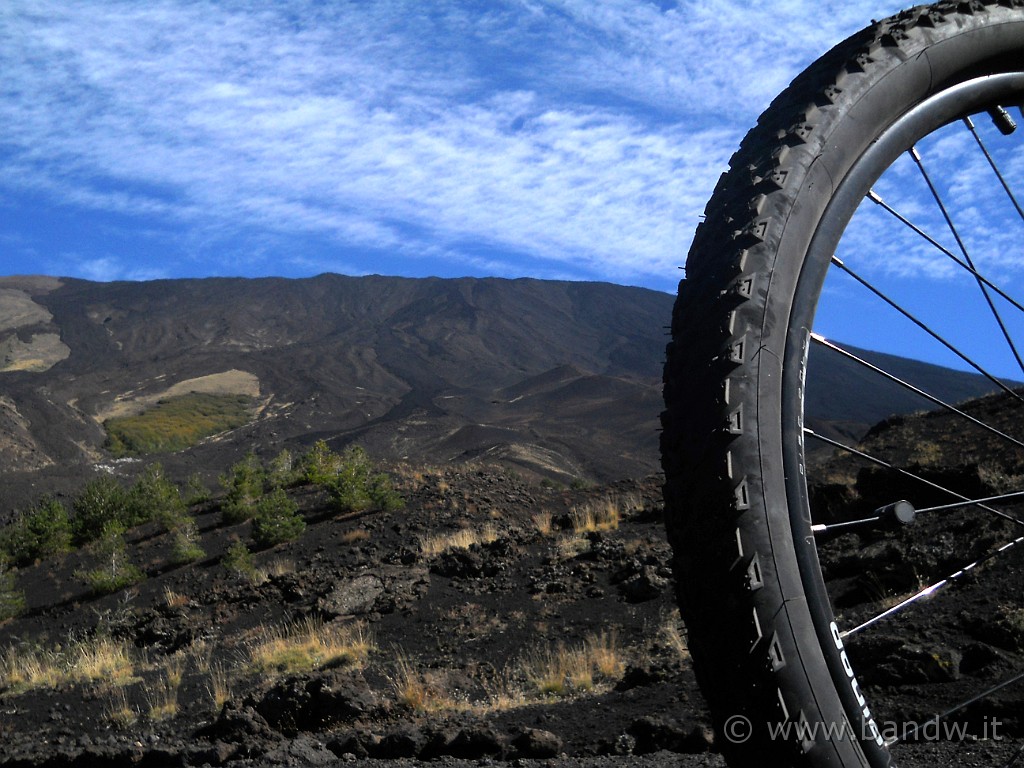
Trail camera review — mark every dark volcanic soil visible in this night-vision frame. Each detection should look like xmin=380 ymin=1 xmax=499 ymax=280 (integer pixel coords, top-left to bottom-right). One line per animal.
xmin=2 ymin=458 xmax=1022 ymax=768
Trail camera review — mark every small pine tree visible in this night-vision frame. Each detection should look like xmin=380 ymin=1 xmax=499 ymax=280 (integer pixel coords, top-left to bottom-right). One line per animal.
xmin=251 ymin=488 xmax=305 ymax=548
xmin=2 ymin=496 xmax=73 ymax=566
xmin=222 ymin=541 xmax=258 ymax=580
xmin=328 ymin=446 xmax=404 ymax=512
xmin=267 ymin=449 xmax=298 ymax=489
xmin=72 ymin=476 xmax=129 ymax=545
xmin=330 ymin=446 xmax=374 ymax=512
xmin=184 ymin=473 xmax=211 ymax=505
xmin=80 ymin=520 xmax=145 ymax=595
xmin=127 ymin=463 xmax=187 ymax=529
xmin=0 ymin=559 xmax=25 ymax=620
xmin=300 ymin=439 xmax=340 ymax=486
xmin=169 ymin=518 xmax=205 ymax=565
xmin=219 ymin=452 xmax=266 ymax=524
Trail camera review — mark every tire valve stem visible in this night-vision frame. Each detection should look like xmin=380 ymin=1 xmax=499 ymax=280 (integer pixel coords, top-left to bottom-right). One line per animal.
xmin=988 ymin=105 xmax=1017 ymax=136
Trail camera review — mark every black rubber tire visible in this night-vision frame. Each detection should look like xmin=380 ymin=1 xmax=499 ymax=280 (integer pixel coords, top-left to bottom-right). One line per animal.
xmin=660 ymin=3 xmax=1024 ymax=767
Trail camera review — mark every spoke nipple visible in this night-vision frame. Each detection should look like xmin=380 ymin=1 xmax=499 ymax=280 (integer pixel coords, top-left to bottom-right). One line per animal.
xmin=867 ymin=189 xmax=883 ymax=205
xmin=875 ymin=500 xmax=916 ymax=526
xmin=831 ymin=254 xmax=845 ymax=267
xmin=909 ymin=146 xmax=922 ymax=162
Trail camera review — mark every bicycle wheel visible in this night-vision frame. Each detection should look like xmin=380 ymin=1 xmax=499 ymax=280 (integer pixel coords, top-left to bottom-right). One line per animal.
xmin=661 ymin=3 xmax=1024 ymax=766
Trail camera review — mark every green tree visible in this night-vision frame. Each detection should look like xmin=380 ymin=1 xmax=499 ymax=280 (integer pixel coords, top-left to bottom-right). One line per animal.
xmin=300 ymin=440 xmax=339 ymax=486
xmin=184 ymin=473 xmax=211 ymax=505
xmin=267 ymin=449 xmax=298 ymax=489
xmin=222 ymin=540 xmax=258 ymax=580
xmin=328 ymin=446 xmax=404 ymax=512
xmin=79 ymin=521 xmax=145 ymax=595
xmin=251 ymin=488 xmax=305 ymax=548
xmin=169 ymin=518 xmax=205 ymax=565
xmin=127 ymin=463 xmax=186 ymax=529
xmin=1 ymin=496 xmax=72 ymax=566
xmin=0 ymin=559 xmax=25 ymax=620
xmin=72 ymin=476 xmax=129 ymax=545
xmin=220 ymin=452 xmax=266 ymax=524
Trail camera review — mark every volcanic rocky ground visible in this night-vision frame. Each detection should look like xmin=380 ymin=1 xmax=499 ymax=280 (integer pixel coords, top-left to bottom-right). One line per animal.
xmin=3 ymin=273 xmax=1024 ymax=767
xmin=1 ymin=439 xmax=1023 ymax=767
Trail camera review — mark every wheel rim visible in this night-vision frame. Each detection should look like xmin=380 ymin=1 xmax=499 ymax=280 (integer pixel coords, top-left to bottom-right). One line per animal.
xmin=783 ymin=72 xmax=1024 ymax=760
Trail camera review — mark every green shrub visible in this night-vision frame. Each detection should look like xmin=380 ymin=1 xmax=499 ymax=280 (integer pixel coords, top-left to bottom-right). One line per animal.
xmin=222 ymin=541 xmax=257 ymax=579
xmin=1 ymin=496 xmax=73 ymax=566
xmin=0 ymin=559 xmax=25 ymax=620
xmin=330 ymin=446 xmax=404 ymax=513
xmin=184 ymin=473 xmax=211 ymax=505
xmin=300 ymin=440 xmax=340 ymax=486
xmin=104 ymin=393 xmax=254 ymax=456
xmin=127 ymin=463 xmax=186 ymax=529
xmin=251 ymin=489 xmax=305 ymax=548
xmin=72 ymin=477 xmax=129 ymax=545
xmin=367 ymin=471 xmax=405 ymax=512
xmin=169 ymin=518 xmax=205 ymax=565
xmin=267 ymin=449 xmax=299 ymax=489
xmin=219 ymin=452 xmax=266 ymax=524
xmin=79 ymin=521 xmax=145 ymax=595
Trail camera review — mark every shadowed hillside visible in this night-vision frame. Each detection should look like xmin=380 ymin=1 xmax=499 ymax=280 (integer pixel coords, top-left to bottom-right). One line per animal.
xmin=0 ymin=273 xmax=1006 ymax=515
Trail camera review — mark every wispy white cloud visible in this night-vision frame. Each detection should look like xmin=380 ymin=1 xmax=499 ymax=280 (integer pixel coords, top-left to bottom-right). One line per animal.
xmin=0 ymin=0 xmax=918 ymax=285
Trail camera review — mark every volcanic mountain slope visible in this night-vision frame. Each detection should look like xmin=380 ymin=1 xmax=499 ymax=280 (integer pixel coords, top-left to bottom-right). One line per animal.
xmin=0 ymin=274 xmax=670 ymax=512
xmin=0 ymin=272 xmax=1006 ymax=515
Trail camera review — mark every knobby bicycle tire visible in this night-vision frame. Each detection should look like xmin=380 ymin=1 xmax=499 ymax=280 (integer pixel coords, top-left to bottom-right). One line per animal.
xmin=660 ymin=3 xmax=1024 ymax=766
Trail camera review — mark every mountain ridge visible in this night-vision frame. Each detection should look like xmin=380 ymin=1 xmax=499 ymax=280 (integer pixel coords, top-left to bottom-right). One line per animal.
xmin=0 ymin=272 xmax=1006 ymax=514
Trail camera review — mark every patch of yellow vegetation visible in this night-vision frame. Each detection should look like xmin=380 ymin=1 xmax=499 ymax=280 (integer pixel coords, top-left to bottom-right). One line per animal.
xmin=248 ymin=619 xmax=373 ymax=676
xmin=97 ymin=370 xmax=261 ymax=422
xmin=0 ymin=333 xmax=71 ymax=373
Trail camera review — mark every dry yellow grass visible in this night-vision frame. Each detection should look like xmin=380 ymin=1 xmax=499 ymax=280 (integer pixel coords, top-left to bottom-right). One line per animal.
xmin=248 ymin=618 xmax=372 ymax=675
xmin=341 ymin=529 xmax=371 ymax=545
xmin=207 ymin=662 xmax=234 ymax=711
xmin=147 ymin=666 xmax=181 ymax=721
xmin=532 ymin=510 xmax=554 ymax=536
xmin=105 ymin=687 xmax=139 ymax=728
xmin=1 ymin=636 xmax=138 ymax=695
xmin=389 ymin=652 xmax=468 ymax=713
xmin=570 ymin=499 xmax=620 ymax=533
xmin=163 ymin=587 xmax=189 ymax=609
xmin=520 ymin=631 xmax=624 ymax=697
xmin=660 ymin=610 xmax=691 ymax=661
xmin=420 ymin=524 xmax=498 ymax=557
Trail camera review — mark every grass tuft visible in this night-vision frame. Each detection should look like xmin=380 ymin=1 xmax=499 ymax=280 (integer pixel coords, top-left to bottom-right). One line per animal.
xmin=421 ymin=524 xmax=498 ymax=557
xmin=1 ymin=635 xmax=138 ymax=695
xmin=248 ymin=618 xmax=372 ymax=676
xmin=570 ymin=500 xmax=620 ymax=533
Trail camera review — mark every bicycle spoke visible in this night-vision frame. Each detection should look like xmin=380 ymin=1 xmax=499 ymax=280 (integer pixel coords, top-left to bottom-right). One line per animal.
xmin=830 ymin=255 xmax=1024 ymax=403
xmin=917 ymin=491 xmax=1024 ymax=514
xmin=806 ymin=429 xmax=1024 ymax=529
xmin=811 ymin=334 xmax=1024 ymax=452
xmin=888 ymin=667 xmax=1024 ymax=747
xmin=840 ymin=532 xmax=1024 ymax=638
xmin=964 ymin=113 xmax=1024 ymax=224
xmin=866 ymin=189 xmax=1024 ymax=316
xmin=911 ymin=145 xmax=1024 ymax=375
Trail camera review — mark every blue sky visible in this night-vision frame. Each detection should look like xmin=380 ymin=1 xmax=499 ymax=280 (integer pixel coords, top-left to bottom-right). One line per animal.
xmin=0 ymin=0 xmax=916 ymax=293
